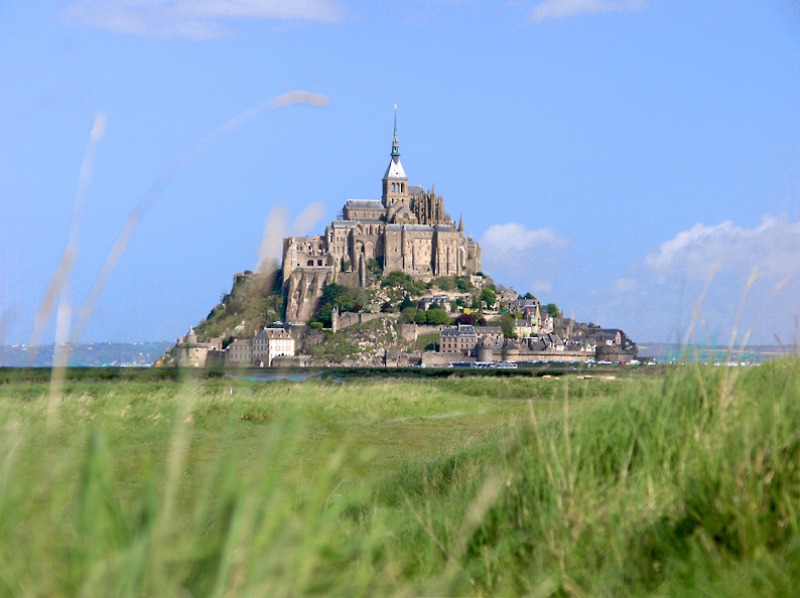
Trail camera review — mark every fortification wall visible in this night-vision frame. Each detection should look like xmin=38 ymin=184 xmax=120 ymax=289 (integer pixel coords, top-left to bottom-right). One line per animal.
xmin=174 ymin=346 xmax=209 ymax=368
xmin=398 ymin=324 xmax=443 ymax=342
xmin=422 ymin=351 xmax=475 ymax=368
xmin=596 ymin=345 xmax=638 ymax=362
xmin=514 ymin=350 xmax=592 ymax=363
xmin=334 ymin=311 xmax=391 ymax=331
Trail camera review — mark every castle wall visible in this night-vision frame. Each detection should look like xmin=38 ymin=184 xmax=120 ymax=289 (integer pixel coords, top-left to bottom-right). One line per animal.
xmin=433 ymin=229 xmax=464 ymax=276
xmin=283 ymin=235 xmax=331 ymax=283
xmin=333 ymin=311 xmax=390 ymax=331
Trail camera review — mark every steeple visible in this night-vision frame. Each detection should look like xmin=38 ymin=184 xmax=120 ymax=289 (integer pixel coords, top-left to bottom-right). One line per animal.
xmin=382 ymin=105 xmax=409 ymax=208
xmin=391 ymin=105 xmax=400 ymax=158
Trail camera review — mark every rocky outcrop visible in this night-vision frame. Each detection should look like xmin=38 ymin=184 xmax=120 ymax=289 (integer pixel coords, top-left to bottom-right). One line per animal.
xmin=284 ymin=269 xmax=333 ymax=324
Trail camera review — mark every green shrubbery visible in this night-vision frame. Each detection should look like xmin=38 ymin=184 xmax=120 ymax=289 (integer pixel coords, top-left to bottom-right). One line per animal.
xmin=310 ymin=283 xmax=372 ymax=327
xmin=382 ymin=270 xmax=426 ymax=296
xmin=195 ymin=271 xmax=284 ymax=339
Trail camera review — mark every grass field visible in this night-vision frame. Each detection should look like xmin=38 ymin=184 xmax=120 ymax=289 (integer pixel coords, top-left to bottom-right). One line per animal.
xmin=1 ymin=359 xmax=798 ymax=596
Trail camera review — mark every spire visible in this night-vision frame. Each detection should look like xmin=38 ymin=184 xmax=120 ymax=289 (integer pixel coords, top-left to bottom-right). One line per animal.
xmin=391 ymin=104 xmax=400 ymax=158
xmin=458 ymin=214 xmax=464 ymax=232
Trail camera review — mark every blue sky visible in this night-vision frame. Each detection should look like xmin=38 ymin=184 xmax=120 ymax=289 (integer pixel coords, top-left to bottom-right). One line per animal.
xmin=1 ymin=0 xmax=799 ymax=346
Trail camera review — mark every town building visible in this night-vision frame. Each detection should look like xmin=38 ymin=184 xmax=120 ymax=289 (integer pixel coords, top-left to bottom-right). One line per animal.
xmin=253 ymin=327 xmax=296 ymax=367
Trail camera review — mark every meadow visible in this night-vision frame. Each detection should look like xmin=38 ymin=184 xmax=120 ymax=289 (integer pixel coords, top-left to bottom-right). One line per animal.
xmin=0 ymin=359 xmax=798 ymax=596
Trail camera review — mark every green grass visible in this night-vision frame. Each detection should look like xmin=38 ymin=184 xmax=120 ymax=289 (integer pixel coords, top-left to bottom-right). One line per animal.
xmin=0 ymin=359 xmax=798 ymax=595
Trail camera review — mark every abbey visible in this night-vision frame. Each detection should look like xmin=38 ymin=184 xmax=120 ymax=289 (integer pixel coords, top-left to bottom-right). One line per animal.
xmin=281 ymin=117 xmax=482 ymax=293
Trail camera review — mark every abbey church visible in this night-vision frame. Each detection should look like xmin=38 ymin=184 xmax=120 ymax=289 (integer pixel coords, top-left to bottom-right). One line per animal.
xmin=282 ymin=116 xmax=482 ymax=322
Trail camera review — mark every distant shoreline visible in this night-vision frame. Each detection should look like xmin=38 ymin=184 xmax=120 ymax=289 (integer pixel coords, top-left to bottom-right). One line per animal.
xmin=1 ymin=341 xmax=795 ymax=368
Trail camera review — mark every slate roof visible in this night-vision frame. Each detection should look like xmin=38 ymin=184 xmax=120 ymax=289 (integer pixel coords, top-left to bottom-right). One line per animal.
xmin=345 ymin=199 xmax=384 ymax=209
xmin=383 ymin=156 xmax=407 ymax=180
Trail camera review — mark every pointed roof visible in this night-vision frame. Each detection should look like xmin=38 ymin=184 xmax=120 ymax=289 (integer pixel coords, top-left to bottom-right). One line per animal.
xmin=384 ymin=156 xmax=407 ymax=180
xmin=391 ymin=108 xmax=400 ymax=158
xmin=383 ymin=106 xmax=407 ymax=180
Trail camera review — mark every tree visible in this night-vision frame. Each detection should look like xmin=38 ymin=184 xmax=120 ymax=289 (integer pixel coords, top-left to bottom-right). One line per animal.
xmin=400 ymin=307 xmax=417 ymax=323
xmin=524 ymin=291 xmax=535 ymax=300
xmin=382 ymin=270 xmax=414 ymax=289
xmin=481 ymin=287 xmax=497 ymax=309
xmin=425 ymin=307 xmax=450 ymax=326
xmin=317 ymin=303 xmax=334 ymax=325
xmin=414 ymin=310 xmax=428 ymax=325
xmin=499 ymin=312 xmax=517 ymax=339
xmin=454 ymin=312 xmax=476 ymax=326
xmin=399 ymin=295 xmax=415 ymax=311
xmin=381 ymin=301 xmax=394 ymax=313
xmin=546 ymin=303 xmax=562 ymax=318
xmin=455 ymin=276 xmax=473 ymax=292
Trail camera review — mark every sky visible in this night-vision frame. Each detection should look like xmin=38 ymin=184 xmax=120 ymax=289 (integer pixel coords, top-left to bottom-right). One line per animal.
xmin=1 ymin=0 xmax=799 ymax=347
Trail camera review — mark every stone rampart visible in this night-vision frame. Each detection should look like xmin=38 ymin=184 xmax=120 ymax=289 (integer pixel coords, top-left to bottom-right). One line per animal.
xmin=398 ymin=324 xmax=443 ymax=342
xmin=333 ymin=311 xmax=391 ymax=332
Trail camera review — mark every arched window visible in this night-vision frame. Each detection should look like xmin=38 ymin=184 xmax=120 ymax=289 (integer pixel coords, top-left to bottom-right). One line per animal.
xmin=307 ymin=260 xmax=314 ymax=266
xmin=317 ymin=260 xmax=323 ymax=266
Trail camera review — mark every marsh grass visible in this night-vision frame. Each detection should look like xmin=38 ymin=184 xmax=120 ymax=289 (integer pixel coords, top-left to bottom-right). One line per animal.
xmin=0 ymin=360 xmax=799 ymax=595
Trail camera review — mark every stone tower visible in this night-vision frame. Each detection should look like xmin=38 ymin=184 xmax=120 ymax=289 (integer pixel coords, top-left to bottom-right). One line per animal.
xmin=381 ymin=109 xmax=409 ymax=209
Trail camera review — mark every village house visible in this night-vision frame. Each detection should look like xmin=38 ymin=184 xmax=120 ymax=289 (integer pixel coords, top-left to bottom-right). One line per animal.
xmin=253 ymin=327 xmax=296 ymax=367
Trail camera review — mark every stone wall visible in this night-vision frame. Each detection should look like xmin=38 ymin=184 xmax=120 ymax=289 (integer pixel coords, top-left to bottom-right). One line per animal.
xmin=398 ymin=323 xmax=443 ymax=342
xmin=421 ymin=351 xmax=474 ymax=368
xmin=333 ymin=311 xmax=391 ymax=332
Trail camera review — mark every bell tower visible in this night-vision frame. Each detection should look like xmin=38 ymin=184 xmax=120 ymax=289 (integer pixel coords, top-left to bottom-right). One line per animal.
xmin=381 ymin=107 xmax=409 ymax=208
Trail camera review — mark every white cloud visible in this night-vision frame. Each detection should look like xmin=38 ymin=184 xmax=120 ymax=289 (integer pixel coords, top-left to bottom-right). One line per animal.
xmin=529 ymin=0 xmax=646 ymax=23
xmin=482 ymin=222 xmax=569 ymax=252
xmin=480 ymin=222 xmax=569 ymax=296
xmin=644 ymin=216 xmax=800 ymax=281
xmin=64 ymin=0 xmax=340 ymax=39
xmin=579 ymin=215 xmax=800 ymax=345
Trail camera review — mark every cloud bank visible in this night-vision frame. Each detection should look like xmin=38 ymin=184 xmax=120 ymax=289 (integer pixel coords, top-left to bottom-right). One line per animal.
xmin=65 ymin=0 xmax=340 ymax=39
xmin=586 ymin=215 xmax=800 ymax=345
xmin=644 ymin=216 xmax=800 ymax=282
xmin=529 ymin=0 xmax=647 ymax=23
